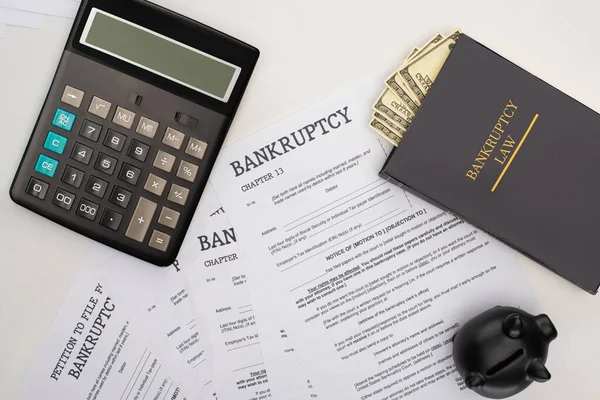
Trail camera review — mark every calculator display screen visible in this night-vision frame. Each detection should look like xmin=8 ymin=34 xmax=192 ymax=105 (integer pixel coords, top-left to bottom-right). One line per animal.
xmin=80 ymin=8 xmax=241 ymax=102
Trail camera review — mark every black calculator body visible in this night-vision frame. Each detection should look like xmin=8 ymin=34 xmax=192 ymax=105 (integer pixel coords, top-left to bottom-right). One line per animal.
xmin=10 ymin=0 xmax=259 ymax=266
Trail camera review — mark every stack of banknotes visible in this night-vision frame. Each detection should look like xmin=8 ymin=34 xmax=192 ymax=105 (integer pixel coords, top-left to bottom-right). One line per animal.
xmin=370 ymin=30 xmax=461 ymax=146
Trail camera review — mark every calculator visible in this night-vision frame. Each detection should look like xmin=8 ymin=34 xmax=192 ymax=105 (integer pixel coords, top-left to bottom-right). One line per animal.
xmin=10 ymin=0 xmax=259 ymax=266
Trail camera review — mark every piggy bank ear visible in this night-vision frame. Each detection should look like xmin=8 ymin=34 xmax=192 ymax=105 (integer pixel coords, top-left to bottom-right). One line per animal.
xmin=535 ymin=314 xmax=558 ymax=342
xmin=527 ymin=358 xmax=551 ymax=383
xmin=502 ymin=314 xmax=523 ymax=339
xmin=465 ymin=372 xmax=486 ymax=389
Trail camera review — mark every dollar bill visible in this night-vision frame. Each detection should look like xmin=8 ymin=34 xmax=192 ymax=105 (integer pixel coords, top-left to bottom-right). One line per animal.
xmin=395 ymin=34 xmax=444 ymax=104
xmin=373 ymin=111 xmax=405 ymax=136
xmin=406 ymin=47 xmax=420 ymax=62
xmin=397 ymin=30 xmax=461 ymax=103
xmin=384 ymin=73 xmax=420 ymax=115
xmin=372 ymin=89 xmax=413 ymax=129
xmin=370 ymin=119 xmax=401 ymax=147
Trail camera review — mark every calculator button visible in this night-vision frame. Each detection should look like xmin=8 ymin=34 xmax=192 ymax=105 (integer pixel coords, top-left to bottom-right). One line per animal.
xmin=158 ymin=207 xmax=180 ymax=229
xmin=62 ymin=166 xmax=85 ymax=188
xmin=118 ymin=163 xmax=142 ymax=185
xmin=125 ymin=197 xmax=157 ymax=243
xmin=162 ymin=127 xmax=185 ymax=150
xmin=89 ymin=96 xmax=112 ymax=119
xmin=104 ymin=129 xmax=127 ymax=152
xmin=185 ymin=138 xmax=208 ymax=160
xmin=52 ymin=188 xmax=76 ymax=211
xmin=109 ymin=186 xmax=132 ymax=209
xmin=149 ymin=230 xmax=171 ymax=252
xmin=144 ymin=173 xmax=167 ymax=197
xmin=35 ymin=154 xmax=59 ymax=178
xmin=43 ymin=132 xmax=68 ymax=155
xmin=26 ymin=178 xmax=49 ymax=200
xmin=136 ymin=116 xmax=159 ymax=139
xmin=95 ymin=153 xmax=118 ymax=175
xmin=177 ymin=160 xmax=199 ymax=183
xmin=79 ymin=120 xmax=102 ymax=142
xmin=86 ymin=176 xmax=109 ymax=199
xmin=153 ymin=150 xmax=176 ymax=173
xmin=167 ymin=184 xmax=189 ymax=206
xmin=61 ymin=86 xmax=84 ymax=108
xmin=52 ymin=108 xmax=76 ymax=132
xmin=128 ymin=93 xmax=143 ymax=106
xmin=127 ymin=140 xmax=150 ymax=162
xmin=175 ymin=112 xmax=198 ymax=129
xmin=71 ymin=142 xmax=94 ymax=165
xmin=113 ymin=106 xmax=136 ymax=130
xmin=100 ymin=209 xmax=123 ymax=231
xmin=76 ymin=198 xmax=100 ymax=221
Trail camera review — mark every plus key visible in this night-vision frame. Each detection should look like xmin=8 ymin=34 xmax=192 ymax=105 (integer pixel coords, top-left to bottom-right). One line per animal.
xmin=125 ymin=197 xmax=157 ymax=243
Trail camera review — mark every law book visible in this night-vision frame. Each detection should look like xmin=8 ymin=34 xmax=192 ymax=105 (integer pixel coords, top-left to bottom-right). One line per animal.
xmin=380 ymin=34 xmax=600 ymax=294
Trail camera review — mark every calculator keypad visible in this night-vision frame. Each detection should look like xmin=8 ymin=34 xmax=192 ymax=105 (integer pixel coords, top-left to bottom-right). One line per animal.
xmin=95 ymin=153 xmax=118 ymax=175
xmin=79 ymin=120 xmax=102 ymax=142
xmin=77 ymin=198 xmax=100 ymax=221
xmin=100 ymin=209 xmax=123 ymax=231
xmin=126 ymin=197 xmax=157 ymax=242
xmin=153 ymin=150 xmax=176 ymax=172
xmin=52 ymin=188 xmax=76 ymax=211
xmin=11 ymin=51 xmax=229 ymax=266
xmin=104 ymin=130 xmax=127 ymax=152
xmin=71 ymin=142 xmax=94 ymax=165
xmin=113 ymin=106 xmax=136 ymax=129
xmin=144 ymin=174 xmax=167 ymax=197
xmin=127 ymin=140 xmax=150 ymax=162
xmin=119 ymin=163 xmax=141 ymax=185
xmin=110 ymin=186 xmax=132 ymax=209
xmin=86 ymin=176 xmax=109 ymax=198
xmin=26 ymin=178 xmax=49 ymax=200
xmin=185 ymin=137 xmax=208 ymax=160
xmin=136 ymin=117 xmax=159 ymax=138
xmin=89 ymin=96 xmax=112 ymax=119
xmin=61 ymin=86 xmax=85 ymax=108
xmin=62 ymin=166 xmax=85 ymax=188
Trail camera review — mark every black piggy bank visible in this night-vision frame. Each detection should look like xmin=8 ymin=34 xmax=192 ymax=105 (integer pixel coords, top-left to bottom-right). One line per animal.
xmin=452 ymin=306 xmax=557 ymax=399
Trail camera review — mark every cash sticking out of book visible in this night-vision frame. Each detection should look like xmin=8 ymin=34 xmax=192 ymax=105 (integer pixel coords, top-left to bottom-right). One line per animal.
xmin=370 ymin=30 xmax=461 ymax=146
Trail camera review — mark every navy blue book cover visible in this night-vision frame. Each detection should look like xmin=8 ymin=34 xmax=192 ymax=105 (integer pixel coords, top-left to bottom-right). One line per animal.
xmin=381 ymin=34 xmax=600 ymax=294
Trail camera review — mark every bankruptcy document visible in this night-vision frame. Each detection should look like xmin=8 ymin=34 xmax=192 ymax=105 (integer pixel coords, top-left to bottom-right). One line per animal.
xmin=209 ymin=78 xmax=540 ymax=400
xmin=18 ymin=269 xmax=190 ymax=400
xmin=84 ymin=247 xmax=215 ymax=399
xmin=178 ymin=183 xmax=319 ymax=400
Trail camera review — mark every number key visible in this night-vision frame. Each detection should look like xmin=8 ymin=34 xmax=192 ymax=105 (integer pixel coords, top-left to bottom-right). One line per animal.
xmin=127 ymin=140 xmax=150 ymax=162
xmin=104 ymin=130 xmax=127 ymax=152
xmin=62 ymin=166 xmax=85 ymax=188
xmin=76 ymin=198 xmax=99 ymax=221
xmin=52 ymin=188 xmax=76 ymax=211
xmin=109 ymin=186 xmax=132 ymax=209
xmin=118 ymin=163 xmax=141 ymax=185
xmin=71 ymin=142 xmax=94 ymax=165
xmin=86 ymin=176 xmax=109 ymax=199
xmin=26 ymin=178 xmax=49 ymax=200
xmin=79 ymin=120 xmax=102 ymax=142
xmin=95 ymin=153 xmax=118 ymax=175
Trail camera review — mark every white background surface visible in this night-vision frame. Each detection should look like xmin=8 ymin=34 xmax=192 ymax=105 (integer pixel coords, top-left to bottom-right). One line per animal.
xmin=0 ymin=1 xmax=598 ymax=399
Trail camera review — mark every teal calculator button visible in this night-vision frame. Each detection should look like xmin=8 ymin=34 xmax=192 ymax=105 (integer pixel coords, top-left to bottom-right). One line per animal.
xmin=35 ymin=154 xmax=59 ymax=178
xmin=43 ymin=132 xmax=68 ymax=154
xmin=52 ymin=108 xmax=76 ymax=131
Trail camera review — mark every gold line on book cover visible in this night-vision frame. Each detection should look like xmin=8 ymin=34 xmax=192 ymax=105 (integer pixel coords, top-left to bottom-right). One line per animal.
xmin=491 ymin=114 xmax=539 ymax=193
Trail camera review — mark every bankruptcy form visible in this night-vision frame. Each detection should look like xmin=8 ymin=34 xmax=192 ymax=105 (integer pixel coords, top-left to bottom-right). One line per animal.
xmin=209 ymin=77 xmax=541 ymax=400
